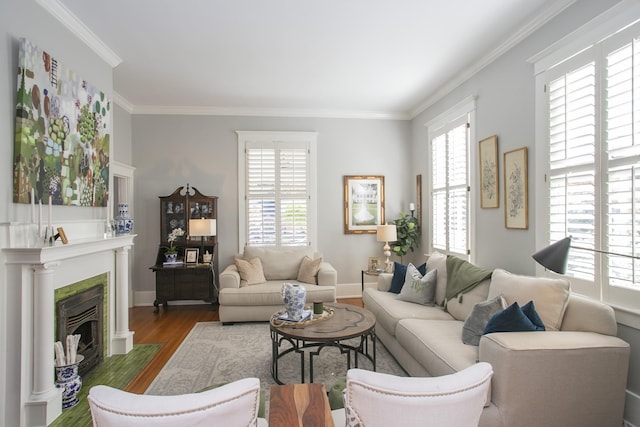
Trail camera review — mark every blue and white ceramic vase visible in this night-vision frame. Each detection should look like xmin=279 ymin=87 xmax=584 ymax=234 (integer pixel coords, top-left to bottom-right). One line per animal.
xmin=282 ymin=282 xmax=306 ymax=321
xmin=165 ymin=252 xmax=178 ymax=263
xmin=55 ymin=357 xmax=83 ymax=410
xmin=114 ymin=203 xmax=134 ymax=235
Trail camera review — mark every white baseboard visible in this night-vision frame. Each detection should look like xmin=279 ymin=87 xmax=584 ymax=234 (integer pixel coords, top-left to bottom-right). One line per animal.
xmin=336 ymin=282 xmax=378 ymax=299
xmin=625 ymin=389 xmax=640 ymax=427
xmin=133 ymin=291 xmax=208 ymax=307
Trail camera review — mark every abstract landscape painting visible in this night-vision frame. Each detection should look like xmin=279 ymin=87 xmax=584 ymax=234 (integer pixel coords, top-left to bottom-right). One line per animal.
xmin=13 ymin=38 xmax=110 ymax=207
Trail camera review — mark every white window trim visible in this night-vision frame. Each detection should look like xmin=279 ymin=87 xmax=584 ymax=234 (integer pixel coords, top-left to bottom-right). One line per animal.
xmin=424 ymin=95 xmax=477 ymax=261
xmin=236 ymin=131 xmax=318 ymax=252
xmin=532 ymin=1 xmax=640 ymax=328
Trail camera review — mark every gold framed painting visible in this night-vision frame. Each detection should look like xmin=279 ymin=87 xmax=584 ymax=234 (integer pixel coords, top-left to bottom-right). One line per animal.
xmin=478 ymin=135 xmax=499 ymax=208
xmin=503 ymin=147 xmax=528 ymax=229
xmin=344 ymin=175 xmax=385 ymax=234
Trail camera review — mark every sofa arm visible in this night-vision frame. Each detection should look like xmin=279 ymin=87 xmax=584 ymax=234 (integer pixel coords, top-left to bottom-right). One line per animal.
xmin=479 ymin=331 xmax=629 ymax=427
xmin=317 ymin=262 xmax=337 ymax=286
xmin=377 ymin=273 xmax=392 ymax=292
xmin=220 ymin=264 xmax=241 ymax=290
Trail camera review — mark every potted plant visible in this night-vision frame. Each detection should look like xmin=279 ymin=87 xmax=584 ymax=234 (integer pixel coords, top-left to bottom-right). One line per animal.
xmin=391 ymin=213 xmax=420 ymax=263
xmin=162 ymin=227 xmax=184 ymax=262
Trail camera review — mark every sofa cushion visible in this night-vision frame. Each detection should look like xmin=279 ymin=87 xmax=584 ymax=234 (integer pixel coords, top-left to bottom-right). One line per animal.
xmin=363 ymin=289 xmax=453 ymax=338
xmin=488 ymin=269 xmax=570 ymax=331
xmin=243 ymin=246 xmax=314 ymax=280
xmin=446 ymin=279 xmax=491 ymax=321
xmin=396 ymin=264 xmax=437 ymax=306
xmin=219 ymin=281 xmax=335 ymax=306
xmin=427 ymin=251 xmax=448 ymax=306
xmin=297 ymin=256 xmax=322 ymax=284
xmin=234 ymin=257 xmax=267 ymax=287
xmin=462 ymin=294 xmax=507 ymax=346
xmin=395 ymin=319 xmax=478 ymax=376
xmin=389 ymin=262 xmax=427 ymax=294
xmin=483 ymin=301 xmax=545 ymax=334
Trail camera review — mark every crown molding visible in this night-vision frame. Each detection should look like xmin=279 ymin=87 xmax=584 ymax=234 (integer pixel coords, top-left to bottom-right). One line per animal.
xmin=113 ymin=92 xmax=134 ymax=113
xmin=129 ymin=104 xmax=411 ymax=120
xmin=409 ymin=0 xmax=576 ymax=118
xmin=36 ymin=0 xmax=122 ymax=68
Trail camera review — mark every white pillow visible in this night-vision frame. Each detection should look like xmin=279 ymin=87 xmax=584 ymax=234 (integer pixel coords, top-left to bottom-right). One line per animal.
xmin=487 ymin=268 xmax=570 ymax=331
xmin=396 ymin=264 xmax=437 ymax=306
xmin=427 ymin=251 xmax=448 ymax=306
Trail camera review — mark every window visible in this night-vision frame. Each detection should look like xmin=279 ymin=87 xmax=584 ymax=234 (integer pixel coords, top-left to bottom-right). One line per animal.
xmin=426 ymin=98 xmax=475 ymax=259
xmin=534 ymin=7 xmax=640 ymax=311
xmin=237 ymin=131 xmax=317 ymax=250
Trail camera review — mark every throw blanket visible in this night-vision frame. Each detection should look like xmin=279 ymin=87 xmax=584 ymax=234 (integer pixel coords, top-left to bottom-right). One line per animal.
xmin=445 ymin=256 xmax=492 ymax=303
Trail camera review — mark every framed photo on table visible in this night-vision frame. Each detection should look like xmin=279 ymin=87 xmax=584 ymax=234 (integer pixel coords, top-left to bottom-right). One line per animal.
xmin=344 ymin=175 xmax=385 ymax=234
xmin=367 ymin=257 xmax=381 ymax=273
xmin=185 ymin=248 xmax=199 ymax=264
xmin=503 ymin=147 xmax=528 ymax=229
xmin=478 ymin=135 xmax=499 ymax=208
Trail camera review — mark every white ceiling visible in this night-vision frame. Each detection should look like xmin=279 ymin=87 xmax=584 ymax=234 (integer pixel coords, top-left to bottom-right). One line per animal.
xmin=46 ymin=0 xmax=573 ymax=119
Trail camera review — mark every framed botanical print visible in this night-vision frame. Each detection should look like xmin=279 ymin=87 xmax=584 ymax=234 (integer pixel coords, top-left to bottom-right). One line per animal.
xmin=478 ymin=135 xmax=499 ymax=208
xmin=185 ymin=248 xmax=199 ymax=264
xmin=344 ymin=175 xmax=385 ymax=234
xmin=504 ymin=147 xmax=528 ymax=229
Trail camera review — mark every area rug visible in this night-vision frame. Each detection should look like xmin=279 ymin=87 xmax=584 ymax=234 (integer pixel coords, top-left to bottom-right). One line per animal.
xmin=145 ymin=321 xmax=406 ymax=402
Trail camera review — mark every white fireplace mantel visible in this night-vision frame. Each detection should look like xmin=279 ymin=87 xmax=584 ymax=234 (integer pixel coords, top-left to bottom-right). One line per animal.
xmin=3 ymin=233 xmax=135 ymax=426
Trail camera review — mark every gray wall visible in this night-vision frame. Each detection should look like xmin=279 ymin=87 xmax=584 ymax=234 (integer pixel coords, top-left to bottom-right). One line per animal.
xmin=0 ymin=0 xmax=113 ymax=424
xmin=131 ymin=115 xmax=414 ymax=293
xmin=410 ymin=0 xmax=639 ymax=423
xmin=114 ymin=104 xmax=133 ymax=164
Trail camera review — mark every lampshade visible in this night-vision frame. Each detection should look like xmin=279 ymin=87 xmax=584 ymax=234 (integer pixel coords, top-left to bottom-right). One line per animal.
xmin=376 ymin=224 xmax=397 ymax=242
xmin=189 ymin=218 xmax=217 ymax=237
xmin=532 ymin=236 xmax=571 ymax=274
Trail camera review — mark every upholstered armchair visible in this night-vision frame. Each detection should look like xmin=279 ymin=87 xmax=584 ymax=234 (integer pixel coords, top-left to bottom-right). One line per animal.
xmin=88 ymin=377 xmax=267 ymax=426
xmin=332 ymin=363 xmax=493 ymax=427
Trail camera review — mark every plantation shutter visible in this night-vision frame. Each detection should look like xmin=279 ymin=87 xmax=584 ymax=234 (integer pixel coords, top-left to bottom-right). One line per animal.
xmin=545 ymin=23 xmax=640 ymax=290
xmin=604 ymin=36 xmax=640 ymax=288
xmin=431 ymin=117 xmax=469 ymax=255
xmin=547 ymin=59 xmax=597 ymax=280
xmin=246 ymin=143 xmax=309 ymax=247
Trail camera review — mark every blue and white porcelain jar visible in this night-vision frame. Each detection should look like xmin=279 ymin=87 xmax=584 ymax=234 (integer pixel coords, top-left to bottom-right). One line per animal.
xmin=282 ymin=282 xmax=306 ymax=321
xmin=55 ymin=356 xmax=83 ymax=410
xmin=114 ymin=203 xmax=134 ymax=235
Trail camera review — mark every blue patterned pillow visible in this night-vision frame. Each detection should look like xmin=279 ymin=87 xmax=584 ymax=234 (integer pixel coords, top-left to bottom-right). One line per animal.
xmin=483 ymin=301 xmax=545 ymax=335
xmin=389 ymin=262 xmax=427 ymax=293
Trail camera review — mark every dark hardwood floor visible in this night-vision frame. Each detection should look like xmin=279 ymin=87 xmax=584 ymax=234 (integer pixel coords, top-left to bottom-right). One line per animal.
xmin=126 ymin=297 xmax=363 ymax=394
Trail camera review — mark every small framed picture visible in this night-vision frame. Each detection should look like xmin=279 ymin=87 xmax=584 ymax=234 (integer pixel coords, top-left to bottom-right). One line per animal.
xmin=56 ymin=227 xmax=68 ymax=244
xmin=368 ymin=257 xmax=381 ymax=273
xmin=185 ymin=248 xmax=199 ymax=264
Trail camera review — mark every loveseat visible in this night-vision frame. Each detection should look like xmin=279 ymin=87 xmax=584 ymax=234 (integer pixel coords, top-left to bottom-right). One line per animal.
xmin=363 ymin=252 xmax=630 ymax=427
xmin=219 ymin=246 xmax=337 ymax=323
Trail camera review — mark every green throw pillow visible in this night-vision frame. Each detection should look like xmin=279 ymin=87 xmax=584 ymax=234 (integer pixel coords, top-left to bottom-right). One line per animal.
xmin=328 ymin=377 xmax=347 ymax=410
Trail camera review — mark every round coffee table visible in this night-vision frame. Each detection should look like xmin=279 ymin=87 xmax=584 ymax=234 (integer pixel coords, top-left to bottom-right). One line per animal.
xmin=270 ymin=302 xmax=376 ymax=384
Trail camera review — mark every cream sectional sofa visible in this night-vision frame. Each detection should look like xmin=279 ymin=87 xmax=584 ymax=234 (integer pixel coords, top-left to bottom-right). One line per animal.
xmin=219 ymin=246 xmax=337 ymax=323
xmin=364 ymin=252 xmax=630 ymax=427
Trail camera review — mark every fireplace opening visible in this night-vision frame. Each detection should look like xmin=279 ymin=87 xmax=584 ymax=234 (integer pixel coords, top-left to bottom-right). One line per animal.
xmin=56 ymin=284 xmax=104 ymax=376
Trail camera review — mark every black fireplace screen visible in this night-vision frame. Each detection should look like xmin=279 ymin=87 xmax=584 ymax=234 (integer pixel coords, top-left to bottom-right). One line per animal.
xmin=56 ymin=284 xmax=104 ymax=376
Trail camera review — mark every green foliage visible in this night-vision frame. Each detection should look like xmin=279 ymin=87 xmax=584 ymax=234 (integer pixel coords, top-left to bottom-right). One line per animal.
xmin=391 ymin=212 xmax=420 ymax=260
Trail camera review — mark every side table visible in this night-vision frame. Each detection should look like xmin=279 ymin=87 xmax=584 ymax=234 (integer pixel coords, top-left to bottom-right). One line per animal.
xmin=361 ymin=269 xmax=380 ymax=292
xmin=269 ymin=383 xmax=334 ymax=427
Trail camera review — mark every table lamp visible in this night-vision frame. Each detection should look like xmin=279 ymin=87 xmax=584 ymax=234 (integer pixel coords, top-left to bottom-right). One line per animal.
xmin=377 ymin=224 xmax=397 ymax=273
xmin=189 ymin=218 xmax=216 ymax=262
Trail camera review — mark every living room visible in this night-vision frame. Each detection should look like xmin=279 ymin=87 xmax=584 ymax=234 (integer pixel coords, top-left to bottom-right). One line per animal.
xmin=1 ymin=0 xmax=639 ymax=426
